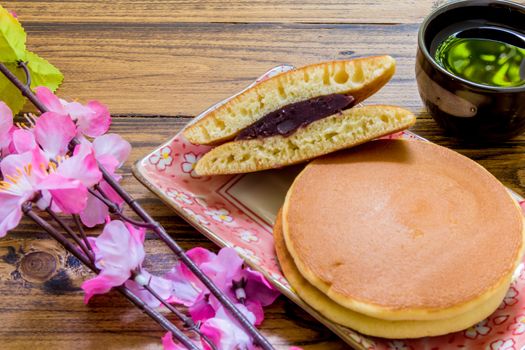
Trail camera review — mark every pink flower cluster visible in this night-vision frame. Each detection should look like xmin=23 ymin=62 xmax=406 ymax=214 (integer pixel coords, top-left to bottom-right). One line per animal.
xmin=0 ymin=87 xmax=130 ymax=236
xmin=0 ymin=87 xmax=285 ymax=349
xmin=82 ymin=223 xmax=280 ymax=349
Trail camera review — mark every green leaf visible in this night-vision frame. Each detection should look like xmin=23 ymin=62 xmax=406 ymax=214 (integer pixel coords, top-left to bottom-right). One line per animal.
xmin=25 ymin=51 xmax=63 ymax=92
xmin=0 ymin=62 xmax=27 ymax=114
xmin=0 ymin=5 xmax=26 ymax=62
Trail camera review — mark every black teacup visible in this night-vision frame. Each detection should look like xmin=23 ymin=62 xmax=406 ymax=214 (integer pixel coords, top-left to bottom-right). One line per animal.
xmin=416 ymin=0 xmax=525 ymax=142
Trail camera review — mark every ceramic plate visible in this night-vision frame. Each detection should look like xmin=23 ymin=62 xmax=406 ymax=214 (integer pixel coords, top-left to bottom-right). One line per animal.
xmin=133 ymin=66 xmax=525 ymax=350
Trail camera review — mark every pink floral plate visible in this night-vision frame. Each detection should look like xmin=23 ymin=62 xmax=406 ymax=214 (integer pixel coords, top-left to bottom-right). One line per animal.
xmin=133 ymin=66 xmax=525 ymax=350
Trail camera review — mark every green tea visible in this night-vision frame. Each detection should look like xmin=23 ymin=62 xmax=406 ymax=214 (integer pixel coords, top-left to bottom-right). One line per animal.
xmin=434 ymin=35 xmax=525 ymax=87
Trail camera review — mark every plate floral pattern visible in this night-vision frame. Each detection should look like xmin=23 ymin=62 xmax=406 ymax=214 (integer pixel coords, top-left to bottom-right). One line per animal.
xmin=133 ymin=66 xmax=525 ymax=350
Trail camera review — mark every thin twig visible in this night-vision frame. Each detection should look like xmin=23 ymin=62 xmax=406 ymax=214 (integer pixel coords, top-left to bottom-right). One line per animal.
xmin=46 ymin=208 xmax=93 ymax=262
xmin=0 ymin=63 xmax=47 ymax=113
xmin=17 ymin=61 xmax=31 ymax=89
xmin=89 ymin=186 xmax=157 ymax=229
xmin=139 ymin=279 xmax=218 ymax=350
xmin=23 ymin=204 xmax=200 ymax=350
xmin=73 ymin=214 xmax=95 ymax=263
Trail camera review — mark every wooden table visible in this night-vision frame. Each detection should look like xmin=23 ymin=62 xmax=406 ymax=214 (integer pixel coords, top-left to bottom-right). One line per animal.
xmin=1 ymin=1 xmax=525 ymax=349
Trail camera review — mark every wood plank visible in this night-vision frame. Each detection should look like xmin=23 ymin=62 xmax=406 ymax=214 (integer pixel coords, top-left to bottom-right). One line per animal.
xmin=1 ymin=237 xmax=347 ymax=350
xmin=9 ymin=0 xmax=445 ymax=24
xmin=1 ymin=116 xmax=525 ymax=349
xmin=20 ymin=22 xmax=425 ymax=116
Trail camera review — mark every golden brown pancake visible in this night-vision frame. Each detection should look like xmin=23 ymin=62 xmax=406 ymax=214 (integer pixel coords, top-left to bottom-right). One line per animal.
xmin=282 ymin=139 xmax=523 ymax=321
xmin=273 ymin=211 xmax=513 ymax=338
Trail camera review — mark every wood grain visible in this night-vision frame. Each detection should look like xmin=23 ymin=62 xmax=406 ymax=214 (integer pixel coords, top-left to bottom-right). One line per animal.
xmin=21 ymin=21 xmax=423 ymax=116
xmin=9 ymin=0 xmax=445 ymax=24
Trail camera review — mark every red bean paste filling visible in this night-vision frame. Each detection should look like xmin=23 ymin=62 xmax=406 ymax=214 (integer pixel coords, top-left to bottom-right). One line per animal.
xmin=235 ymin=94 xmax=355 ymax=140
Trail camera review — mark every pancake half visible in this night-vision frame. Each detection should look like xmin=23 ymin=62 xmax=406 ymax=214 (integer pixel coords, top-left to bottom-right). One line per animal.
xmin=274 ymin=211 xmax=513 ymax=338
xmin=282 ymin=139 xmax=524 ymax=321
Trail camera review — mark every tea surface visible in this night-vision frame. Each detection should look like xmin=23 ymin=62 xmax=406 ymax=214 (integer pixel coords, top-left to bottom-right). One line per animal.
xmin=435 ymin=36 xmax=525 ymax=87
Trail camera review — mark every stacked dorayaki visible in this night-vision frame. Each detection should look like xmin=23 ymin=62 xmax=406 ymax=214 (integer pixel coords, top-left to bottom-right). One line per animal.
xmin=185 ymin=56 xmax=524 ymax=338
xmin=275 ymin=140 xmax=524 ymax=338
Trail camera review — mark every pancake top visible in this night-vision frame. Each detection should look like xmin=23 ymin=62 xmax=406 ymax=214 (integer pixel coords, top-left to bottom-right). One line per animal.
xmin=283 ymin=139 xmax=523 ymax=311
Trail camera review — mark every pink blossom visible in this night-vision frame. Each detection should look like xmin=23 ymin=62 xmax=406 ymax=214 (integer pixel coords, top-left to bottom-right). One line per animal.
xmin=165 ymin=261 xmax=203 ymax=307
xmin=125 ymin=270 xmax=172 ymax=308
xmin=81 ymin=220 xmax=145 ymax=303
xmin=0 ymin=149 xmax=87 ymax=236
xmin=56 ymin=142 xmax=102 ymax=188
xmin=189 ymin=294 xmax=215 ymax=322
xmin=80 ymin=177 xmax=122 ymax=227
xmin=166 ymin=247 xmax=279 ymax=327
xmin=81 ymin=274 xmax=118 ymax=303
xmin=200 ymin=248 xmax=279 ymax=325
xmin=164 ymin=247 xmax=215 ymax=308
xmin=92 ymin=133 xmax=131 ymax=173
xmin=78 ymin=134 xmax=130 ymax=227
xmin=11 ymin=129 xmax=37 ymax=154
xmin=0 ymin=102 xmax=14 ymax=152
xmin=35 ymin=86 xmax=111 ymax=137
xmin=200 ymin=305 xmax=255 ymax=350
xmin=33 ymin=112 xmax=77 ymax=159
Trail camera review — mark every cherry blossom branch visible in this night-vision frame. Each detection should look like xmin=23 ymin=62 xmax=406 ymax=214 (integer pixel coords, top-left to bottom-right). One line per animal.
xmin=88 ymin=186 xmax=158 ymax=229
xmin=17 ymin=61 xmax=31 ymax=89
xmin=0 ymin=61 xmax=275 ymax=350
xmin=46 ymin=208 xmax=94 ymax=262
xmin=22 ymin=203 xmax=201 ymax=350
xmin=94 ymin=162 xmax=275 ymax=350
xmin=72 ymin=214 xmax=95 ymax=261
xmin=138 ymin=276 xmax=219 ymax=350
xmin=0 ymin=63 xmax=48 ymax=113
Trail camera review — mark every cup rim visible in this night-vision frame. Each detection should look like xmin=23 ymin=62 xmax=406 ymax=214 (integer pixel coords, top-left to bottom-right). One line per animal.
xmin=418 ymin=0 xmax=525 ymax=93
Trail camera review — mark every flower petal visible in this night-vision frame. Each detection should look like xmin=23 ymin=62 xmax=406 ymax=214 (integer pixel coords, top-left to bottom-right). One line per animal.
xmin=241 ymin=268 xmax=280 ymax=307
xmin=125 ymin=271 xmax=172 ymax=308
xmin=0 ymin=150 xmax=33 ymax=177
xmin=93 ymin=133 xmax=131 ymax=170
xmin=164 ymin=264 xmax=202 ymax=307
xmin=38 ymin=174 xmax=88 ymax=214
xmin=245 ymin=300 xmax=265 ymax=326
xmin=35 ymin=86 xmax=65 ymax=114
xmin=78 ymin=101 xmax=111 ymax=137
xmin=57 ymin=142 xmax=102 ymax=187
xmin=187 ymin=247 xmax=216 ymax=266
xmin=34 ymin=112 xmax=77 ymax=158
xmin=94 ymin=220 xmax=145 ymax=276
xmin=81 ymin=273 xmax=121 ymax=304
xmin=99 ymin=178 xmax=124 ymax=205
xmin=0 ymin=193 xmax=23 ymax=237
xmin=79 ymin=191 xmax=109 ymax=227
xmin=184 ymin=153 xmax=197 ymax=163
xmin=12 ymin=129 xmax=36 ymax=154
xmin=200 ymin=306 xmax=255 ymax=350
xmin=0 ymin=101 xmax=13 ymax=149
xmin=200 ymin=247 xmax=243 ymax=291
xmin=189 ymin=294 xmax=215 ymax=322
